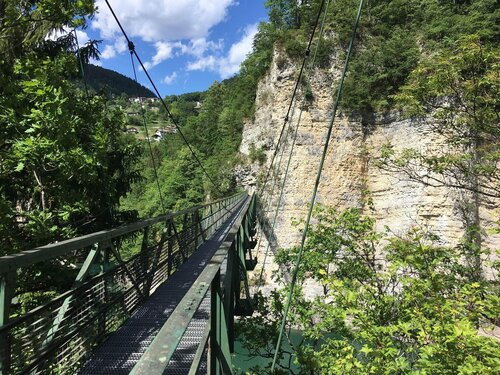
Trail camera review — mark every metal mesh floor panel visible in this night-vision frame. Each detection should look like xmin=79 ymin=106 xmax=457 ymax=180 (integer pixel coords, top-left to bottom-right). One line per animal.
xmin=164 ymin=296 xmax=210 ymax=374
xmin=78 ymin=204 xmax=243 ymax=375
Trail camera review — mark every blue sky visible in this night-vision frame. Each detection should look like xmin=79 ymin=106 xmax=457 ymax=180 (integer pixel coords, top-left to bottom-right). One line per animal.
xmin=76 ymin=1 xmax=268 ymax=96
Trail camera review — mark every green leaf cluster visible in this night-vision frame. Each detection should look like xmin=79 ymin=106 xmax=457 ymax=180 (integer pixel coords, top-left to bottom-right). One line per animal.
xmin=379 ymin=35 xmax=499 ymax=201
xmin=238 ymin=206 xmax=500 ymax=374
xmin=0 ymin=1 xmax=142 ymax=308
xmin=262 ymin=0 xmax=499 ymax=114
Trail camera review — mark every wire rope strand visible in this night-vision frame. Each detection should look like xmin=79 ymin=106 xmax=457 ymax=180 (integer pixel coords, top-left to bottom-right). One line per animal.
xmin=73 ymin=29 xmax=90 ymax=103
xmin=103 ymin=0 xmax=231 ymax=210
xmin=254 ymin=0 xmax=328 ymax=272
xmin=270 ymin=0 xmax=364 ymax=371
xmin=129 ymin=51 xmax=167 ymax=215
xmin=255 ymin=0 xmax=333 ymax=294
xmin=254 ymin=89 xmax=300 ymax=263
xmin=257 ymin=0 xmax=328 ymax=198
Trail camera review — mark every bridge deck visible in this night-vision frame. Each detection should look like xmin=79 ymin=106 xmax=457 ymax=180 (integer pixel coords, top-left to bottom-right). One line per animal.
xmin=78 ymin=202 xmax=244 ymax=374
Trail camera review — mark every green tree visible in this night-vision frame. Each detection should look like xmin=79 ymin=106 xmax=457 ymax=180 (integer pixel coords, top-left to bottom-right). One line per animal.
xmin=237 ymin=206 xmax=500 ymax=374
xmin=379 ymin=36 xmax=499 ymax=280
xmin=0 ymin=0 xmax=142 ymax=305
xmin=266 ymin=0 xmax=301 ymax=30
xmin=385 ymin=36 xmax=499 ymax=200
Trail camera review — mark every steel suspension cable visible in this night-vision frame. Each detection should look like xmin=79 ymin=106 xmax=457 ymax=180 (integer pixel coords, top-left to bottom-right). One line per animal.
xmin=254 ymin=0 xmax=328 ymax=267
xmin=104 ymin=0 xmax=230 ymax=203
xmin=256 ymin=0 xmax=333 ymax=294
xmin=254 ymin=92 xmax=300 ymax=264
xmin=271 ymin=0 xmax=364 ymax=371
xmin=73 ymin=29 xmax=90 ymax=102
xmin=257 ymin=0 xmax=328 ymax=198
xmin=129 ymin=51 xmax=167 ymax=215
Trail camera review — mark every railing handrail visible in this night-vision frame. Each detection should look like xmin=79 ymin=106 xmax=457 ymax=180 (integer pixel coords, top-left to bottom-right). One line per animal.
xmin=0 ymin=192 xmax=248 ymax=375
xmin=0 ymin=192 xmax=245 ymax=274
xmin=130 ymin=194 xmax=254 ymax=374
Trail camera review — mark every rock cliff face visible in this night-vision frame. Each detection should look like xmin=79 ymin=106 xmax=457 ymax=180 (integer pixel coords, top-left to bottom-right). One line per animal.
xmin=238 ymin=48 xmax=499 ymax=281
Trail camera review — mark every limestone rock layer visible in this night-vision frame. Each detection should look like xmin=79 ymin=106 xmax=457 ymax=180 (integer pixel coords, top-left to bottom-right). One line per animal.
xmin=239 ymin=49 xmax=499 ymax=262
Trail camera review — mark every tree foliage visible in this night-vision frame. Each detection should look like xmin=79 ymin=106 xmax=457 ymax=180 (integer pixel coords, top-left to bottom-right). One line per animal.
xmin=0 ymin=1 xmax=143 ymax=251
xmin=238 ymin=207 xmax=500 ymax=374
xmin=382 ymin=35 xmax=499 ymax=199
xmin=0 ymin=1 xmax=142 ymax=307
xmin=260 ymin=0 xmax=499 ymax=114
xmin=83 ymin=64 xmax=156 ymax=98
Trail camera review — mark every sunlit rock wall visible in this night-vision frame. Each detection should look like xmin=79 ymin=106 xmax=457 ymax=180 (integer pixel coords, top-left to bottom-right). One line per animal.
xmin=238 ymin=48 xmax=499 ymax=285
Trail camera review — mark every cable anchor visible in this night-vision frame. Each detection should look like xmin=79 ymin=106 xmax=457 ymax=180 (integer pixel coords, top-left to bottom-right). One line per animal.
xmin=128 ymin=41 xmax=135 ymax=53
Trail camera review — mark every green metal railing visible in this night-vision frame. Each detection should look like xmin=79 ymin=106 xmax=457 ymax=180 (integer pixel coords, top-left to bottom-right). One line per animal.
xmin=131 ymin=194 xmax=258 ymax=374
xmin=0 ymin=193 xmax=246 ymax=375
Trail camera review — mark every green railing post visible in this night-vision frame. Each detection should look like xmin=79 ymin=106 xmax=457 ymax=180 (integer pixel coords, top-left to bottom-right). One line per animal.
xmin=0 ymin=272 xmax=15 ymax=375
xmin=140 ymin=226 xmax=150 ymax=284
xmin=145 ymin=225 xmax=167 ymax=296
xmin=198 ymin=210 xmax=206 ymax=242
xmin=183 ymin=214 xmax=190 ymax=257
xmin=171 ymin=221 xmax=185 ymax=262
xmin=167 ymin=220 xmax=173 ymax=277
xmin=43 ymin=243 xmax=101 ymax=347
xmin=210 ymin=270 xmax=232 ymax=374
xmin=209 ymin=205 xmax=214 ymax=236
xmin=216 ymin=201 xmax=221 ymax=226
xmin=100 ymin=241 xmax=111 ymax=337
xmin=140 ymin=226 xmax=152 ymax=296
xmin=223 ymin=243 xmax=237 ymax=353
xmin=193 ymin=212 xmax=199 ymax=250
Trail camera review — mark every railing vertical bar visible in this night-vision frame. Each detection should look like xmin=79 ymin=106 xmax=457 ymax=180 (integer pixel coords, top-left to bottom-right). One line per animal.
xmin=193 ymin=212 xmax=199 ymax=251
xmin=0 ymin=272 xmax=15 ymax=375
xmin=167 ymin=220 xmax=173 ymax=277
xmin=140 ymin=226 xmax=150 ymax=294
xmin=224 ymin=243 xmax=236 ymax=353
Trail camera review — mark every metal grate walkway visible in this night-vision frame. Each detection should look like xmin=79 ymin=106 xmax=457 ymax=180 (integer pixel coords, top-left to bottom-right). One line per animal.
xmin=78 ymin=203 xmax=244 ymax=375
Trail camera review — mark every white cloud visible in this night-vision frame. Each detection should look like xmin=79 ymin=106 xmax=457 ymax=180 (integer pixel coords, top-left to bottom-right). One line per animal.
xmin=99 ymin=38 xmax=129 ymax=60
xmin=91 ymin=1 xmax=256 ymax=80
xmin=219 ymin=23 xmax=258 ymax=78
xmin=114 ymin=37 xmax=128 ymax=53
xmin=188 ymin=38 xmax=224 ymax=57
xmin=143 ymin=38 xmax=223 ymax=70
xmin=93 ymin=0 xmax=235 ymax=42
xmin=144 ymin=41 xmax=175 ymax=69
xmin=101 ymin=44 xmax=117 ymax=59
xmin=75 ymin=29 xmax=91 ymax=46
xmin=187 ymin=23 xmax=258 ymax=79
xmin=46 ymin=28 xmax=90 ymax=46
xmin=163 ymin=72 xmax=178 ymax=85
xmin=187 ymin=56 xmax=217 ymax=71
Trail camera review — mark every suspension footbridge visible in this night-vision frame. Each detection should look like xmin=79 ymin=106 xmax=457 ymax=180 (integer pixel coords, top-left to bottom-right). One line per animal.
xmin=0 ymin=194 xmax=259 ymax=374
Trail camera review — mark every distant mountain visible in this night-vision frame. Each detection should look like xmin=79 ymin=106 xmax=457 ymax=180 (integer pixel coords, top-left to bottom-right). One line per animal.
xmin=83 ymin=64 xmax=156 ymax=98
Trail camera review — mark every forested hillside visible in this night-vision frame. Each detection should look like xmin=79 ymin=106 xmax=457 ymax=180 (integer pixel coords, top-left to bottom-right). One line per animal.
xmin=83 ymin=64 xmax=155 ymax=98
xmin=125 ymin=0 xmax=498 ymax=219
xmin=120 ymin=44 xmax=274 ymax=215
